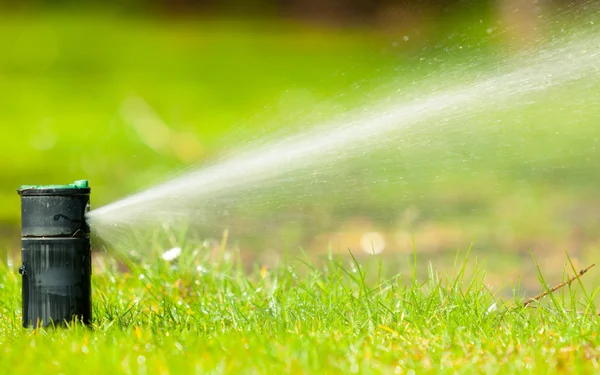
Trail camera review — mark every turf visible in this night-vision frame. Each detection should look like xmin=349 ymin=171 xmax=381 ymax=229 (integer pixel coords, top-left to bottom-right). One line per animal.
xmin=1 ymin=248 xmax=599 ymax=374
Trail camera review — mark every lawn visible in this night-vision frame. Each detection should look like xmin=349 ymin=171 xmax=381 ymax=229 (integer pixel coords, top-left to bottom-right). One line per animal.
xmin=1 ymin=248 xmax=599 ymax=374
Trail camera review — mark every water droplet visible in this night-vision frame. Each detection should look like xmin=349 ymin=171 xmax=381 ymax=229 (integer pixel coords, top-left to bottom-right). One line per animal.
xmin=161 ymin=247 xmax=181 ymax=262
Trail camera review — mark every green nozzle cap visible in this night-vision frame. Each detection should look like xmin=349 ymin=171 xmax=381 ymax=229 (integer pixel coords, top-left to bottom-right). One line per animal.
xmin=73 ymin=179 xmax=89 ymax=188
xmin=18 ymin=179 xmax=89 ymax=191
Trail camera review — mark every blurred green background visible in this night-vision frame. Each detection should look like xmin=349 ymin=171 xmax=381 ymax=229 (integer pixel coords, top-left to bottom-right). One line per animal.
xmin=1 ymin=0 xmax=599 ymax=286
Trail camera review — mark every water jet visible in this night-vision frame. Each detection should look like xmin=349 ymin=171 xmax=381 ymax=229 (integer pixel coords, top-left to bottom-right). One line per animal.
xmin=87 ymin=32 xmax=600 ymax=252
xmin=18 ymin=180 xmax=92 ymax=328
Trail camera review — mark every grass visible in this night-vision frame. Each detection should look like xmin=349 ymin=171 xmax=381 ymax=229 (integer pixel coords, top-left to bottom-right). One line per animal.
xmin=1 ymin=246 xmax=599 ymax=374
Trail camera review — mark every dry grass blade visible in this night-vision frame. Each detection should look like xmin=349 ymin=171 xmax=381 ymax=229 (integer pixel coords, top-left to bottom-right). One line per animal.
xmin=523 ymin=263 xmax=595 ymax=307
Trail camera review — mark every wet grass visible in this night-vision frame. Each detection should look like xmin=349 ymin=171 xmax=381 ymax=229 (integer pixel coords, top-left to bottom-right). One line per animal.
xmin=0 ymin=248 xmax=599 ymax=374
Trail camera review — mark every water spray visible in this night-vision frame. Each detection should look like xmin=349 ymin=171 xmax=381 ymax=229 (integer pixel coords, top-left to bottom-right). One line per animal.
xmin=87 ymin=33 xmax=600 ymax=236
xmin=18 ymin=180 xmax=92 ymax=328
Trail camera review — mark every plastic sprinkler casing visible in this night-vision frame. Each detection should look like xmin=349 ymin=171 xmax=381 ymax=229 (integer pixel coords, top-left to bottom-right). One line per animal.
xmin=17 ymin=180 xmax=92 ymax=328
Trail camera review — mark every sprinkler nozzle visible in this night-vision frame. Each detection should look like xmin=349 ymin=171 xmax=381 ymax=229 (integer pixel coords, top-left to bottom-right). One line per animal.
xmin=18 ymin=180 xmax=92 ymax=328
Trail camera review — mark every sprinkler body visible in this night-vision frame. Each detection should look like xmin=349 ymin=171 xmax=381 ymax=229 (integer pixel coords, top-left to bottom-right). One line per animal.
xmin=18 ymin=180 xmax=91 ymax=328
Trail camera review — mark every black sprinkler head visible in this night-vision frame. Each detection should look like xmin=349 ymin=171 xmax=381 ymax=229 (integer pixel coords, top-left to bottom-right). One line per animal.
xmin=18 ymin=180 xmax=92 ymax=328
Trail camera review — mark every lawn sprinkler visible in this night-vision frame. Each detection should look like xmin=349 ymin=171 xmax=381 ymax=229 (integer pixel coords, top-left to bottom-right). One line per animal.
xmin=18 ymin=180 xmax=92 ymax=328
